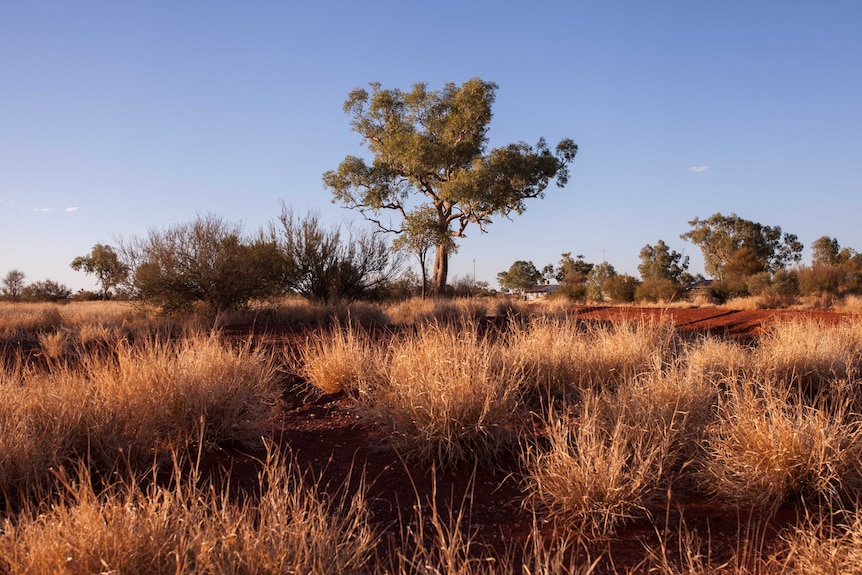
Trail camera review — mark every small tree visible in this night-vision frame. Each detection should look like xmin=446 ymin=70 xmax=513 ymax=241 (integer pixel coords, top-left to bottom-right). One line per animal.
xmin=2 ymin=269 xmax=26 ymax=302
xmin=638 ymin=240 xmax=689 ymax=283
xmin=122 ymin=214 xmax=285 ymax=314
xmin=681 ymin=213 xmax=802 ymax=280
xmin=497 ymin=260 xmax=542 ymax=295
xmin=586 ymin=262 xmax=616 ymax=301
xmin=71 ymin=244 xmax=129 ymax=300
xmin=555 ymin=252 xmax=593 ymax=284
xmin=23 ymin=279 xmax=72 ymax=302
xmin=276 ymin=207 xmax=400 ymax=304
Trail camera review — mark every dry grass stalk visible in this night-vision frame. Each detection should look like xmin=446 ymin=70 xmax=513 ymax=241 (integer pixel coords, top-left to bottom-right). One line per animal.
xmin=702 ymin=379 xmax=861 ymax=509
xmin=754 ymin=318 xmax=862 ymax=392
xmin=524 ymin=392 xmax=677 ymax=536
xmin=296 ymin=322 xmax=384 ymax=394
xmin=0 ymin=448 xmax=375 ymax=574
xmin=0 ymin=334 xmax=279 ymax=495
xmin=353 ymin=320 xmax=524 ymax=467
xmin=510 ymin=317 xmax=675 ymax=394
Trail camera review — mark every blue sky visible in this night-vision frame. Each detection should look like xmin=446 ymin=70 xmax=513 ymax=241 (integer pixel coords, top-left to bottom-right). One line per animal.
xmin=2 ymin=1 xmax=860 ymax=292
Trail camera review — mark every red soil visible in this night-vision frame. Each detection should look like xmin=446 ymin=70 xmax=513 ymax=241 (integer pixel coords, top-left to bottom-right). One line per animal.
xmin=215 ymin=306 xmax=856 ymax=572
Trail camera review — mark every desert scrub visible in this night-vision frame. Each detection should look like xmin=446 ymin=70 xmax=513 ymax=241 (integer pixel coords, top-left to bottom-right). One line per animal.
xmin=0 ymin=334 xmax=279 ymax=494
xmin=753 ymin=318 xmax=862 ymax=394
xmin=353 ymin=320 xmax=524 ymax=467
xmin=701 ymin=379 xmax=862 ymax=509
xmin=523 ymin=391 xmax=678 ymax=536
xmin=509 ymin=317 xmax=676 ymax=395
xmin=0 ymin=448 xmax=375 ymax=575
xmin=683 ymin=336 xmax=751 ymax=387
xmin=295 ymin=322 xmax=385 ymax=394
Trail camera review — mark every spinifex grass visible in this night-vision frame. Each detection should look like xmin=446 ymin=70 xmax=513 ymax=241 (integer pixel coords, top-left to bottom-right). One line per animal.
xmin=524 ymin=390 xmax=678 ymax=537
xmin=0 ymin=448 xmax=376 ymax=575
xmin=352 ymin=320 xmax=524 ymax=467
xmin=508 ymin=316 xmax=676 ymax=395
xmin=295 ymin=322 xmax=385 ymax=394
xmin=0 ymin=334 xmax=279 ymax=496
xmin=701 ymin=378 xmax=862 ymax=510
xmin=754 ymin=318 xmax=862 ymax=393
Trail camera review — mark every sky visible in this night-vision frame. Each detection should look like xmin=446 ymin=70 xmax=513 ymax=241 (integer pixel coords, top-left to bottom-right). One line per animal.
xmin=2 ymin=1 xmax=861 ymax=293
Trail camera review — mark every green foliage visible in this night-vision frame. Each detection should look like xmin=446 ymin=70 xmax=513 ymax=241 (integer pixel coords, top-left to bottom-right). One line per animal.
xmin=635 ymin=279 xmax=685 ymax=303
xmin=681 ymin=212 xmax=803 ymax=280
xmin=586 ymin=262 xmax=616 ymax=301
xmin=497 ymin=260 xmax=542 ymax=294
xmin=324 ymin=78 xmax=577 ymax=294
xmin=1 ymin=269 xmax=26 ymax=302
xmin=70 ymin=243 xmax=129 ymax=300
xmin=124 ymin=214 xmax=285 ymax=314
xmin=605 ymin=274 xmax=639 ymax=302
xmin=638 ymin=240 xmax=688 ymax=283
xmin=276 ymin=207 xmax=399 ymax=304
xmin=555 ymin=252 xmax=593 ymax=283
xmin=22 ymin=279 xmax=72 ymax=302
xmin=811 ymin=236 xmax=843 ymax=267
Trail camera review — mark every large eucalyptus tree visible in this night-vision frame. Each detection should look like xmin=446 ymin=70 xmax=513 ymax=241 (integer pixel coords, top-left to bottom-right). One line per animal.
xmin=323 ymin=78 xmax=577 ymax=295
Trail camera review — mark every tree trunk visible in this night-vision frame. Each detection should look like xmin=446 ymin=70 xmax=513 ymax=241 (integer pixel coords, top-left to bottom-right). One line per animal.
xmin=432 ymin=244 xmax=449 ymax=296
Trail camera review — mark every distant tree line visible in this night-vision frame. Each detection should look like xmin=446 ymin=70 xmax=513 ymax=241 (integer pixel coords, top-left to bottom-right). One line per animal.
xmin=4 ymin=211 xmax=861 ymax=310
xmin=496 ymin=212 xmax=862 ymax=305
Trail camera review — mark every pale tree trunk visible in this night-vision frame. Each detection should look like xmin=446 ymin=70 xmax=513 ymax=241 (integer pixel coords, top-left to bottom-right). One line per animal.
xmin=432 ymin=244 xmax=449 ymax=296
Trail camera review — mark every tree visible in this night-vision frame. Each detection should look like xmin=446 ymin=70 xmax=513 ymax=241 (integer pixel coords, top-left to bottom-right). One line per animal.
xmin=2 ymin=269 xmax=26 ymax=302
xmin=391 ymin=205 xmax=451 ymax=299
xmin=122 ymin=214 xmax=285 ymax=314
xmin=70 ymin=244 xmax=129 ymax=300
xmin=555 ymin=252 xmax=593 ymax=284
xmin=586 ymin=262 xmax=617 ymax=301
xmin=276 ymin=207 xmax=400 ymax=304
xmin=23 ymin=279 xmax=71 ymax=302
xmin=680 ymin=213 xmax=803 ymax=280
xmin=811 ymin=236 xmax=843 ymax=267
xmin=638 ymin=240 xmax=689 ymax=283
xmin=497 ymin=260 xmax=542 ymax=294
xmin=323 ymin=78 xmax=578 ymax=295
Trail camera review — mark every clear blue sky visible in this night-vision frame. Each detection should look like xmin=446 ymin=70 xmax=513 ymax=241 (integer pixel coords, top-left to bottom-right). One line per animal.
xmin=2 ymin=1 xmax=860 ymax=292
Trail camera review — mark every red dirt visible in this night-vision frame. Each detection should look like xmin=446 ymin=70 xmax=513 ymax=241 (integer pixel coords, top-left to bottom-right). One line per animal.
xmin=214 ymin=306 xmax=856 ymax=573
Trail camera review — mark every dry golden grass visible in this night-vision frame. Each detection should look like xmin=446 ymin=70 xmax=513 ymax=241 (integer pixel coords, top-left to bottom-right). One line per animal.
xmin=684 ymin=336 xmax=751 ymax=386
xmin=701 ymin=379 xmax=861 ymax=509
xmin=0 ymin=334 xmax=279 ymax=495
xmin=509 ymin=318 xmax=676 ymax=394
xmin=352 ymin=320 xmax=524 ymax=467
xmin=523 ymin=392 xmax=678 ymax=536
xmin=772 ymin=510 xmax=862 ymax=574
xmin=0 ymin=447 xmax=376 ymax=575
xmin=754 ymin=318 xmax=862 ymax=393
xmin=295 ymin=322 xmax=385 ymax=394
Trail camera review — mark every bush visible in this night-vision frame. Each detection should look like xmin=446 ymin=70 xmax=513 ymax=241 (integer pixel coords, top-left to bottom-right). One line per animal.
xmin=123 ymin=214 xmax=285 ymax=314
xmin=635 ymin=279 xmax=685 ymax=303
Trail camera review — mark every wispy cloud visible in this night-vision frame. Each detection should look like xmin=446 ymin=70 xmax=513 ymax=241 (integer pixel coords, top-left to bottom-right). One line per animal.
xmin=689 ymin=165 xmax=709 ymax=172
xmin=34 ymin=206 xmax=80 ymax=213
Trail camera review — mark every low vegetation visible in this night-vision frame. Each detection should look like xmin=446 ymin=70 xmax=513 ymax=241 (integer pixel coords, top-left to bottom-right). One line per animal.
xmin=1 ymin=299 xmax=861 ymax=572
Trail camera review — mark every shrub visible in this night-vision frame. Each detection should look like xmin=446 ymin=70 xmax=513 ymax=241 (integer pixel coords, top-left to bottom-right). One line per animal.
xmin=524 ymin=393 xmax=676 ymax=536
xmin=352 ymin=320 xmax=524 ymax=467
xmin=635 ymin=279 xmax=685 ymax=303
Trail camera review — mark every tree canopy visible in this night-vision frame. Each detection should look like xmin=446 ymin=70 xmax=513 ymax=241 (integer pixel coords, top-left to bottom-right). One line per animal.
xmin=71 ymin=243 xmax=129 ymax=300
xmin=497 ymin=260 xmax=542 ymax=294
xmin=638 ymin=240 xmax=689 ymax=283
xmin=323 ymin=78 xmax=577 ymax=295
xmin=680 ymin=213 xmax=802 ymax=280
